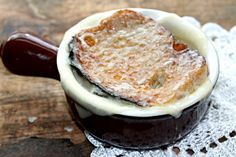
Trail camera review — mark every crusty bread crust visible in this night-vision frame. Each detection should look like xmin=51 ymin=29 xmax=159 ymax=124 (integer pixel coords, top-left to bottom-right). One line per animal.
xmin=70 ymin=9 xmax=208 ymax=106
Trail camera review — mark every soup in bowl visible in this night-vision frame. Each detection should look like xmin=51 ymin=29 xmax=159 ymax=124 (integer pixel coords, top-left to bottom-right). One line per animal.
xmin=1 ymin=8 xmax=219 ymax=149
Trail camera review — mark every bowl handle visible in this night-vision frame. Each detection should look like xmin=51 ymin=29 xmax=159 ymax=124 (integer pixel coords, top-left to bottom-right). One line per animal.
xmin=0 ymin=32 xmax=60 ymax=80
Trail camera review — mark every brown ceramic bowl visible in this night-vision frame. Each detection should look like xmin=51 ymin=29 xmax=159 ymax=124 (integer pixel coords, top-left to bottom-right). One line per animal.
xmin=0 ymin=9 xmax=219 ymax=150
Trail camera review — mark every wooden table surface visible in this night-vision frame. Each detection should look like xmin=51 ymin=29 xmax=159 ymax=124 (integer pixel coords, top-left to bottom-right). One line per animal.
xmin=0 ymin=0 xmax=235 ymax=156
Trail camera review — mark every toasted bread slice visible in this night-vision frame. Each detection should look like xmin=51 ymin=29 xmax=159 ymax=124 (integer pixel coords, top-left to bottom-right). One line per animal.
xmin=70 ymin=9 xmax=208 ymax=106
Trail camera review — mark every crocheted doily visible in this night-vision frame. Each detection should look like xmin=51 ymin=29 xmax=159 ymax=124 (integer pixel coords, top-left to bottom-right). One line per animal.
xmin=85 ymin=17 xmax=236 ymax=157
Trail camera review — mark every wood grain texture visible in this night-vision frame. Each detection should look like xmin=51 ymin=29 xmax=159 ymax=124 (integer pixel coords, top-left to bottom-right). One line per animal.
xmin=0 ymin=138 xmax=93 ymax=157
xmin=0 ymin=61 xmax=85 ymax=144
xmin=0 ymin=0 xmax=235 ymax=156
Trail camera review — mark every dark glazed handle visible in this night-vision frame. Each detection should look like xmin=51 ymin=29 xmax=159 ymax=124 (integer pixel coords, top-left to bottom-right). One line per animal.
xmin=0 ymin=33 xmax=60 ymax=80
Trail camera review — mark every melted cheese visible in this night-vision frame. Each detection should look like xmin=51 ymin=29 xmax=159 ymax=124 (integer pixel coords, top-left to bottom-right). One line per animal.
xmin=57 ymin=8 xmax=219 ymax=117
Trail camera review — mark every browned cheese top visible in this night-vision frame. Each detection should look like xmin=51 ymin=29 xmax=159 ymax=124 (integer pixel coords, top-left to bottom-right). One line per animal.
xmin=71 ymin=9 xmax=208 ymax=106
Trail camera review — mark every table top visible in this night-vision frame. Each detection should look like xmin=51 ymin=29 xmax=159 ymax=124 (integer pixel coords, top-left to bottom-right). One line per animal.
xmin=0 ymin=0 xmax=235 ymax=156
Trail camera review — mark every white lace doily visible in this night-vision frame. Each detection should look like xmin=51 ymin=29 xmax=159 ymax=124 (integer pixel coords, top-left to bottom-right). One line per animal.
xmin=85 ymin=17 xmax=236 ymax=157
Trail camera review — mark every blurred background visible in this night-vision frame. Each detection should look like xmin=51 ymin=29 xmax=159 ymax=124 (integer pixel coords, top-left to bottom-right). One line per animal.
xmin=0 ymin=0 xmax=235 ymax=44
xmin=0 ymin=0 xmax=235 ymax=156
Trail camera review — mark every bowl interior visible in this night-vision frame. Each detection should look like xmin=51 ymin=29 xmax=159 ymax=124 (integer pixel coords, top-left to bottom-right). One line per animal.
xmin=57 ymin=8 xmax=219 ymax=118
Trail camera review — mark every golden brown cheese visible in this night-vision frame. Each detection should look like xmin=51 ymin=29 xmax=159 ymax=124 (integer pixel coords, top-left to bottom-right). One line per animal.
xmin=70 ymin=9 xmax=208 ymax=106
